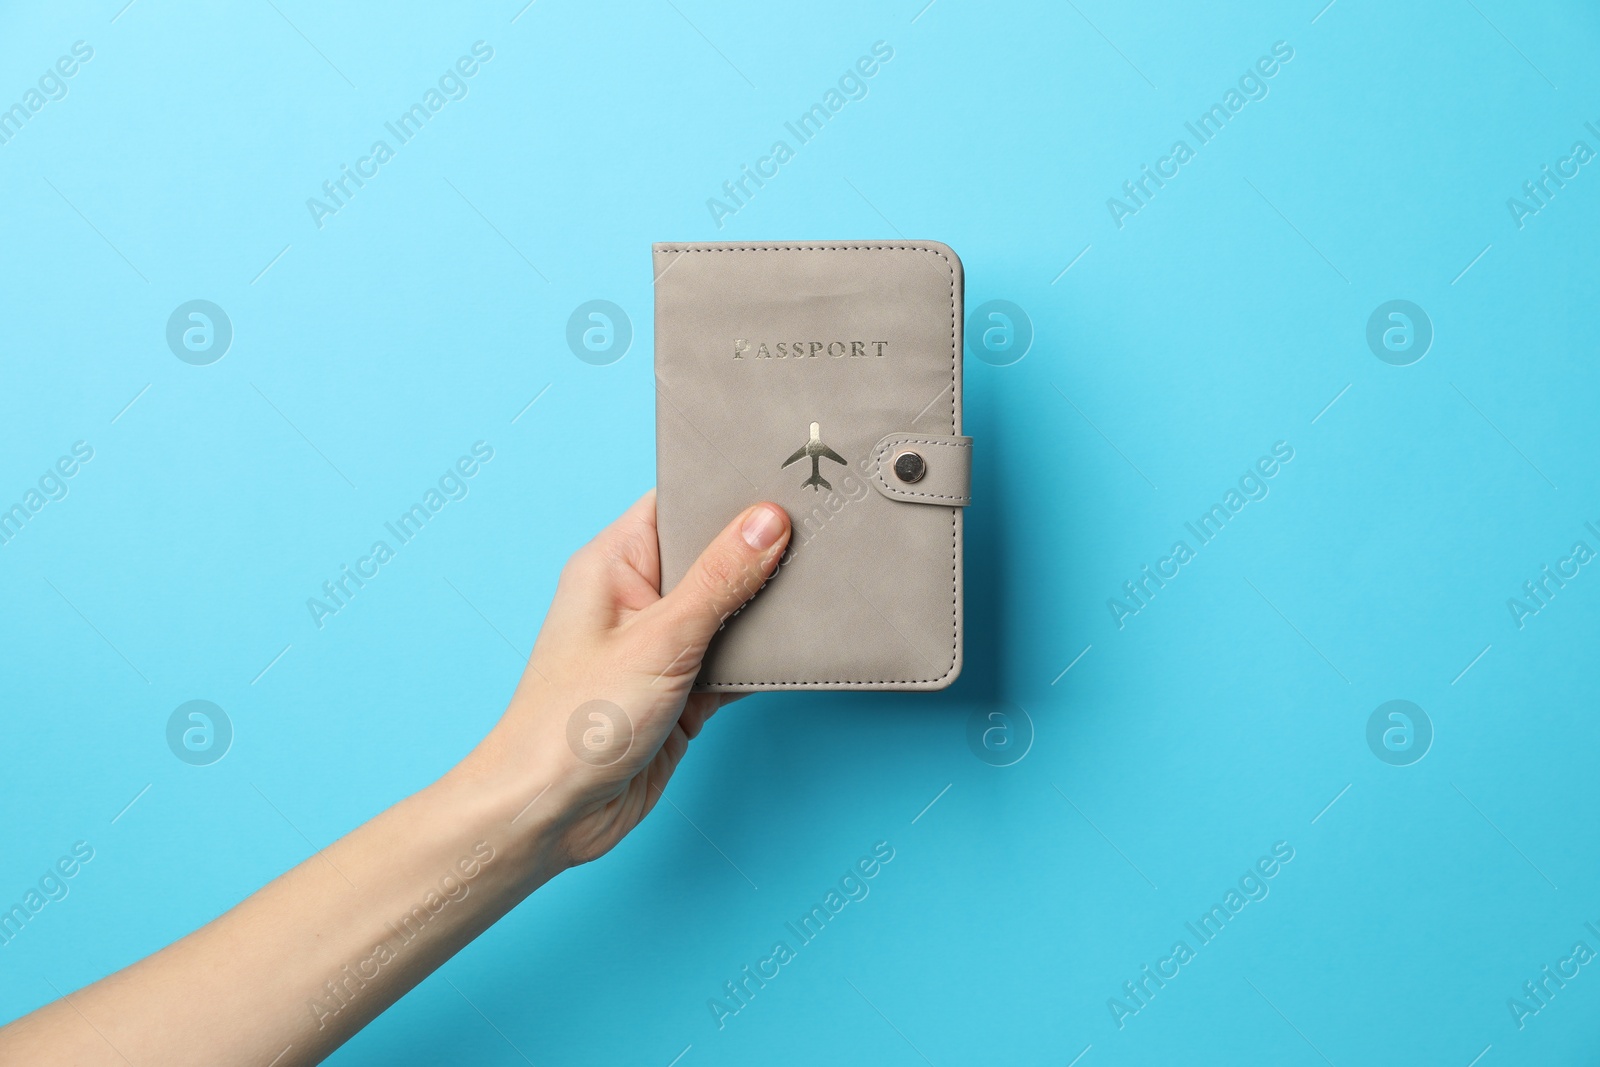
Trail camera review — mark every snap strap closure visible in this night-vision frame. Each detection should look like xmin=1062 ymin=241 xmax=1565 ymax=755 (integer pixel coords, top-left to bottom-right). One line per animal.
xmin=869 ymin=433 xmax=972 ymax=506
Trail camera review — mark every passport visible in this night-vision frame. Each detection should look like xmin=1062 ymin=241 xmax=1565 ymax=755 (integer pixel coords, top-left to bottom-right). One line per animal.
xmin=653 ymin=241 xmax=970 ymax=691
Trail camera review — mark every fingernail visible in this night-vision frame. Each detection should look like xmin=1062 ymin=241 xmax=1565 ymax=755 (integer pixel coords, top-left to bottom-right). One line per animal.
xmin=740 ymin=504 xmax=784 ymax=550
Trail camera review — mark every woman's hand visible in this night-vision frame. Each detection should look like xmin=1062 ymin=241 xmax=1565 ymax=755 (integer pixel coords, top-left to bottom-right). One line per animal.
xmin=462 ymin=489 xmax=791 ymax=867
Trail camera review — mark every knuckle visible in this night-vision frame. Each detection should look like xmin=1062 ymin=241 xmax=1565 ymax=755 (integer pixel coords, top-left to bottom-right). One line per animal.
xmin=695 ymin=549 xmax=745 ymax=604
xmin=559 ymin=546 xmax=601 ymax=587
xmin=624 ymin=627 xmax=702 ymax=680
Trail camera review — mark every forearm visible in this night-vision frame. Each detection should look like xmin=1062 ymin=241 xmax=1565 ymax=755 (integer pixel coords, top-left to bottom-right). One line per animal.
xmin=0 ymin=752 xmax=564 ymax=1066
xmin=0 ymin=493 xmax=786 ymax=1065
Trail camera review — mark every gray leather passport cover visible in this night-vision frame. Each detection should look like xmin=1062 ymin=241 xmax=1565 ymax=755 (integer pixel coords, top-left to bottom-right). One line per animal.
xmin=654 ymin=241 xmax=967 ymax=691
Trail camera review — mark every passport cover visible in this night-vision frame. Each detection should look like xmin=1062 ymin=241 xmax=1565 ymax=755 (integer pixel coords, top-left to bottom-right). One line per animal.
xmin=653 ymin=241 xmax=969 ymax=691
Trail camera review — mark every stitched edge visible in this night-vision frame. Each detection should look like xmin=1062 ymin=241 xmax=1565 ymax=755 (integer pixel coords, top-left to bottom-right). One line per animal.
xmin=657 ymin=242 xmax=961 ymax=688
xmin=872 ymin=436 xmax=971 ymax=503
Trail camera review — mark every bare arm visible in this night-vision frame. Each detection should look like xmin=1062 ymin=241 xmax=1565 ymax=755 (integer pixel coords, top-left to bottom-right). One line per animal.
xmin=0 ymin=492 xmax=791 ymax=1066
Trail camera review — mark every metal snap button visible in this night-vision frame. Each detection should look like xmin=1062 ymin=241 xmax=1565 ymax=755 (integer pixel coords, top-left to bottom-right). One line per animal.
xmin=893 ymin=450 xmax=926 ymax=483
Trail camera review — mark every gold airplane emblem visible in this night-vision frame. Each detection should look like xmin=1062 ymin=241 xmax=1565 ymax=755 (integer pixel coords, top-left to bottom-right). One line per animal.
xmin=781 ymin=421 xmax=847 ymax=491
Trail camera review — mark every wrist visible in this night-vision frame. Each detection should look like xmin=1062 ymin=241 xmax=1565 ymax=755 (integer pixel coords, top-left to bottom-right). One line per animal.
xmin=432 ymin=742 xmax=572 ymax=894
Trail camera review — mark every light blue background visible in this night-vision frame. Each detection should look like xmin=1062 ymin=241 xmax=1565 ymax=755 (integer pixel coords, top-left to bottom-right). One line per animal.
xmin=3 ymin=0 xmax=1599 ymax=1063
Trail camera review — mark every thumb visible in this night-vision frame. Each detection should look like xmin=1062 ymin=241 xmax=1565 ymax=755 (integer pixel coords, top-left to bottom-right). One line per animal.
xmin=650 ymin=502 xmax=790 ymax=649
